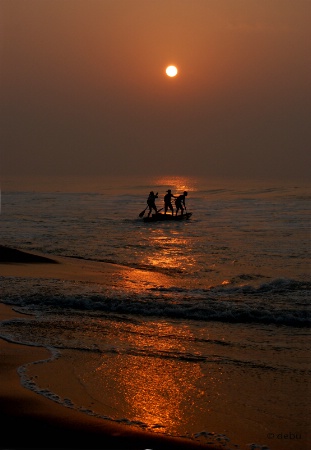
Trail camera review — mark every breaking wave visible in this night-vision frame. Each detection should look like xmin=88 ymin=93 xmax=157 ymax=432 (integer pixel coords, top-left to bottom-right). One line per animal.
xmin=1 ymin=277 xmax=310 ymax=327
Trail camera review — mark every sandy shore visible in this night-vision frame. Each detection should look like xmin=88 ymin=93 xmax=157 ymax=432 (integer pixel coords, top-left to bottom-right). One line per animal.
xmin=0 ymin=246 xmax=219 ymax=449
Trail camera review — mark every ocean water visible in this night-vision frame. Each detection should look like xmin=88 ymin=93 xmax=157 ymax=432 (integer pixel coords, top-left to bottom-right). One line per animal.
xmin=0 ymin=175 xmax=310 ymax=450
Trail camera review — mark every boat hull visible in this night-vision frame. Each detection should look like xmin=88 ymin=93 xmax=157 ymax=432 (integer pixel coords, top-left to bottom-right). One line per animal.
xmin=143 ymin=212 xmax=192 ymax=222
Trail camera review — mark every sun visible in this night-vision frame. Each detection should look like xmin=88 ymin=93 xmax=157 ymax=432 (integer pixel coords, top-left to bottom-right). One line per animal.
xmin=166 ymin=65 xmax=178 ymax=77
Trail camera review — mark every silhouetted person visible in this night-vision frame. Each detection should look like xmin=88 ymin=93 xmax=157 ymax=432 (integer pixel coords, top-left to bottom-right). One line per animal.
xmin=164 ymin=189 xmax=176 ymax=215
xmin=175 ymin=191 xmax=188 ymax=216
xmin=147 ymin=191 xmax=158 ymax=217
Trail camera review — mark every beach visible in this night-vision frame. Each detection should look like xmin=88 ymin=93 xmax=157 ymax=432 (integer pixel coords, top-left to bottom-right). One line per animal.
xmin=0 ymin=247 xmax=217 ymax=450
xmin=1 ymin=177 xmax=310 ymax=450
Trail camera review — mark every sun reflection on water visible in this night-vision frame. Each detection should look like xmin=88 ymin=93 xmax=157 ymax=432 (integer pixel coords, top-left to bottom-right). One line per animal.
xmin=95 ymin=321 xmax=207 ymax=434
xmin=116 ymin=354 xmax=202 ymax=432
xmin=153 ymin=175 xmax=197 ymax=194
xmin=144 ymin=230 xmax=196 ymax=274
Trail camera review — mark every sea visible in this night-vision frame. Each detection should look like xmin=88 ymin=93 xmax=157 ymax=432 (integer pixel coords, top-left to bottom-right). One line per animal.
xmin=0 ymin=175 xmax=310 ymax=450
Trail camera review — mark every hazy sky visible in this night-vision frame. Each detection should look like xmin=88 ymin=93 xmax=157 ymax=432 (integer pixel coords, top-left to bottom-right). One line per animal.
xmin=1 ymin=0 xmax=310 ymax=181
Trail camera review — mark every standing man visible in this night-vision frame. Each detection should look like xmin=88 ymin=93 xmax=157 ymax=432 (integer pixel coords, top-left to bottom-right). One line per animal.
xmin=147 ymin=191 xmax=158 ymax=217
xmin=175 ymin=191 xmax=188 ymax=216
xmin=164 ymin=189 xmax=176 ymax=215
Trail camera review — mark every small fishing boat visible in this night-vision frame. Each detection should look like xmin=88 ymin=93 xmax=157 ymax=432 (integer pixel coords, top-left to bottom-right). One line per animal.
xmin=143 ymin=212 xmax=192 ymax=222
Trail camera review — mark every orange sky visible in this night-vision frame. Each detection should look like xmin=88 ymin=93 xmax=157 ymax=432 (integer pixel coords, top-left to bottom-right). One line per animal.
xmin=1 ymin=0 xmax=310 ymax=180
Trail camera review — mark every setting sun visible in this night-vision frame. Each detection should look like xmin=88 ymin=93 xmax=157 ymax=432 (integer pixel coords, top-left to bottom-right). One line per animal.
xmin=166 ymin=65 xmax=178 ymax=77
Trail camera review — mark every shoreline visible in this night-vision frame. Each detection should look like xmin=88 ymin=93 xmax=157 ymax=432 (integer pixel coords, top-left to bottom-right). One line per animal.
xmin=0 ymin=245 xmax=59 ymax=263
xmin=0 ymin=246 xmax=219 ymax=449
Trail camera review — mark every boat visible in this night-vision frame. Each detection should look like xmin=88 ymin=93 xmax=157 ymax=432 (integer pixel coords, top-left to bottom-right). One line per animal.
xmin=143 ymin=212 xmax=192 ymax=222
